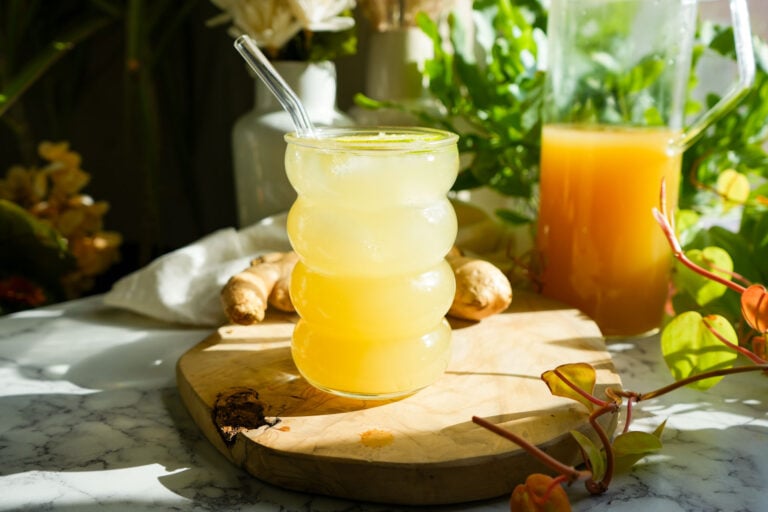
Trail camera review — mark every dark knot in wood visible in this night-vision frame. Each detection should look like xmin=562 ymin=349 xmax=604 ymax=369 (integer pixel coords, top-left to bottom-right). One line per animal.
xmin=212 ymin=388 xmax=280 ymax=446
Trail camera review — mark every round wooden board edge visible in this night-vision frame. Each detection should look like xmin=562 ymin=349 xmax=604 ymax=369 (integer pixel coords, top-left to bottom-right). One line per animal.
xmin=175 ymin=291 xmax=622 ymax=505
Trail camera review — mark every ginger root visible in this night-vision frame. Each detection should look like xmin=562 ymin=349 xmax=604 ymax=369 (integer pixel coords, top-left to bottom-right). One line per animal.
xmin=221 ymin=248 xmax=512 ymax=325
xmin=221 ymin=251 xmax=298 ymax=325
xmin=446 ymin=247 xmax=513 ymax=321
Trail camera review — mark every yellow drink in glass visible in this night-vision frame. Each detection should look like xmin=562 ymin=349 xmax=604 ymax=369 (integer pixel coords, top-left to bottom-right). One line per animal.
xmin=536 ymin=124 xmax=681 ymax=337
xmin=284 ymin=128 xmax=459 ymax=398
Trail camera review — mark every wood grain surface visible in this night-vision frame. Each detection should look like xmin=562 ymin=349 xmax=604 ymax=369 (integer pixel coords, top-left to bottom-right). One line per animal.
xmin=176 ymin=291 xmax=622 ymax=505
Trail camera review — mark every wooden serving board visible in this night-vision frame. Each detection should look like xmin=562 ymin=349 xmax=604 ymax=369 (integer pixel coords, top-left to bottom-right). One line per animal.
xmin=176 ymin=291 xmax=621 ymax=505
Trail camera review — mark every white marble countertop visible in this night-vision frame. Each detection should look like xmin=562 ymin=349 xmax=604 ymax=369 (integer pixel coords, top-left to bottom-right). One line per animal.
xmin=2 ymin=295 xmax=768 ymax=512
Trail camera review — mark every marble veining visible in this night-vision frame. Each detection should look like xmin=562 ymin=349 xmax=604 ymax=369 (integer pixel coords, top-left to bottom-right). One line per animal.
xmin=1 ymin=296 xmax=767 ymax=511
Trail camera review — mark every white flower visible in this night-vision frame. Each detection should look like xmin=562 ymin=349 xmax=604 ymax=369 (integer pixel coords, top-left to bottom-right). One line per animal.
xmin=209 ymin=0 xmax=356 ymax=55
xmin=288 ymin=0 xmax=356 ymax=32
xmin=209 ymin=0 xmax=302 ymax=51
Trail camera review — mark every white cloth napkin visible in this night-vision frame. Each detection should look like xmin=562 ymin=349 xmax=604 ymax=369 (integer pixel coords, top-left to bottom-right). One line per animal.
xmin=103 ymin=214 xmax=291 ymax=327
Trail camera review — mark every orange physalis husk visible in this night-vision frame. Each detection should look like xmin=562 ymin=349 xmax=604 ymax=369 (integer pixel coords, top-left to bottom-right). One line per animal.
xmin=510 ymin=474 xmax=572 ymax=512
xmin=741 ymin=284 xmax=768 ymax=334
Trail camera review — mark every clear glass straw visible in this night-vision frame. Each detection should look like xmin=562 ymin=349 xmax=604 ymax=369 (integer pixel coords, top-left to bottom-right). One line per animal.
xmin=233 ymin=35 xmax=316 ymax=137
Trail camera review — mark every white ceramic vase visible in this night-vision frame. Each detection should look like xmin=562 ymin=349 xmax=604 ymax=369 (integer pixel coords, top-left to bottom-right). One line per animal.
xmin=232 ymin=61 xmax=353 ymax=227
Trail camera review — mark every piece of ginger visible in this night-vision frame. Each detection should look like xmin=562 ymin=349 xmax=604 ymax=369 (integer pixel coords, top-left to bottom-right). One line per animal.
xmin=221 ymin=251 xmax=298 ymax=325
xmin=221 ymin=248 xmax=512 ymax=325
xmin=446 ymin=247 xmax=513 ymax=321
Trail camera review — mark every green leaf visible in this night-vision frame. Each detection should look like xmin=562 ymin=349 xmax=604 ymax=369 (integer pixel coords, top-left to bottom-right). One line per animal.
xmin=673 ymin=247 xmax=733 ymax=306
xmin=613 ymin=421 xmax=666 ymax=473
xmin=622 ymin=55 xmax=665 ymax=94
xmin=353 ymin=93 xmax=387 ymax=111
xmin=708 ymin=26 xmax=737 ymax=57
xmin=571 ymin=430 xmax=605 ymax=481
xmin=700 ymin=226 xmax=763 ymax=285
xmin=715 ymin=169 xmax=750 ymax=210
xmin=613 ymin=432 xmax=663 ymax=457
xmin=0 ymin=14 xmax=112 ymax=117
xmin=680 ymin=222 xmax=764 ymax=328
xmin=741 ymin=199 xmax=768 ymax=281
xmin=0 ymin=199 xmax=76 ymax=296
xmin=495 ymin=207 xmax=535 ymax=225
xmin=541 ymin=363 xmax=597 ymax=411
xmin=660 ymin=312 xmax=739 ymax=390
xmin=675 ymin=209 xmax=702 ymax=247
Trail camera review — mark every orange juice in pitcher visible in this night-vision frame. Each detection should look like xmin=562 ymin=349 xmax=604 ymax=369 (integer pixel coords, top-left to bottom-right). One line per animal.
xmin=537 ymin=125 xmax=680 ymax=336
xmin=537 ymin=0 xmax=754 ymax=336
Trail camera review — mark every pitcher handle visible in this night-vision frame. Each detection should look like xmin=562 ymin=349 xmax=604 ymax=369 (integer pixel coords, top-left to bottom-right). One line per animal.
xmin=676 ymin=0 xmax=756 ymax=151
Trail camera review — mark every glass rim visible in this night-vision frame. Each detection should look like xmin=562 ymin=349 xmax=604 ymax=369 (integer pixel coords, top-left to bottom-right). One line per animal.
xmin=284 ymin=126 xmax=459 ymax=151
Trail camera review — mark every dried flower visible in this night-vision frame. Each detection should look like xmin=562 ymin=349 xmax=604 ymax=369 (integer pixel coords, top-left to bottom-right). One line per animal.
xmin=0 ymin=141 xmax=122 ymax=301
xmin=359 ymin=0 xmax=454 ymax=31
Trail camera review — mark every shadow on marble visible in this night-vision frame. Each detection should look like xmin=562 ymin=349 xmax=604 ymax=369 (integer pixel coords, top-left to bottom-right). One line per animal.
xmin=2 ymin=376 xmax=767 ymax=512
xmin=158 ymin=388 xmax=505 ymax=512
xmin=4 ymin=298 xmax=768 ymax=511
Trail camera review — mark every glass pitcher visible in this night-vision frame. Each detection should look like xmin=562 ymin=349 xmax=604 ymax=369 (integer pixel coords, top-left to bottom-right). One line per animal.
xmin=536 ymin=0 xmax=755 ymax=337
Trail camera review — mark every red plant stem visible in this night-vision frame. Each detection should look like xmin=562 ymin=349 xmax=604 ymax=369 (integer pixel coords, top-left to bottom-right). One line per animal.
xmin=703 ymin=317 xmax=768 ymax=365
xmin=753 ymin=336 xmax=766 ymax=360
xmin=472 ymin=416 xmax=591 ymax=484
xmin=708 ymin=263 xmax=753 ymax=288
xmin=553 ymin=368 xmax=611 ymax=409
xmin=659 ymin=178 xmax=674 ymax=230
xmin=637 ymin=364 xmax=768 ymax=401
xmin=623 ymin=396 xmax=635 ymax=435
xmin=586 ymin=406 xmax=615 ymax=494
xmin=652 ymin=207 xmax=746 ymax=295
xmin=532 ymin=474 xmax=571 ymax=507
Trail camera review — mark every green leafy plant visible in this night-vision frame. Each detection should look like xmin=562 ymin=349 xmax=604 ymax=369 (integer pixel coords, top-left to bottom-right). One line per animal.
xmin=474 ymin=353 xmax=767 ymax=510
xmin=476 ymin=257 xmax=767 ymax=510
xmin=665 ymin=24 xmax=768 ymax=355
xmin=474 ymin=192 xmax=768 ymax=511
xmin=355 ymin=0 xmax=547 ymax=224
xmin=655 ymin=185 xmax=768 ymax=375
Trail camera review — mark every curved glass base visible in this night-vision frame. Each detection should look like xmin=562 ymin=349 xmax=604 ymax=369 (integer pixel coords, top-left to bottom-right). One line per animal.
xmin=292 ymin=319 xmax=452 ymax=400
xmin=304 ymin=380 xmax=422 ymax=401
